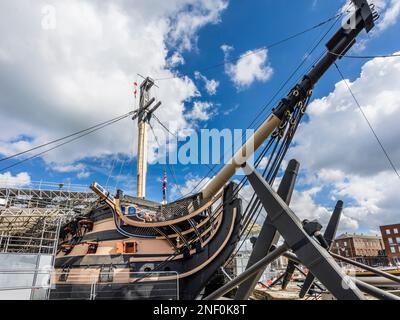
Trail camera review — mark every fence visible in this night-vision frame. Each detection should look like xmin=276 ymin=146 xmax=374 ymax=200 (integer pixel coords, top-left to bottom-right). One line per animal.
xmin=0 ymin=269 xmax=179 ymax=300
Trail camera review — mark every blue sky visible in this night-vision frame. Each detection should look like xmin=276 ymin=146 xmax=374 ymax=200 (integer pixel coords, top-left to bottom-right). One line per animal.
xmin=0 ymin=0 xmax=399 ymax=234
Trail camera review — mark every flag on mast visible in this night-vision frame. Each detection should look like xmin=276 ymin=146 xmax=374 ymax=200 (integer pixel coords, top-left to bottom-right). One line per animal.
xmin=162 ymin=170 xmax=167 ymax=205
xmin=133 ymin=82 xmax=138 ymax=98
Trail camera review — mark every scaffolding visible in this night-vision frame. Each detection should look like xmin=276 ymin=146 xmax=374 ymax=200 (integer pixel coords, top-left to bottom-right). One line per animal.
xmin=0 ymin=182 xmax=100 ymax=299
xmin=0 ymin=182 xmax=97 ymax=241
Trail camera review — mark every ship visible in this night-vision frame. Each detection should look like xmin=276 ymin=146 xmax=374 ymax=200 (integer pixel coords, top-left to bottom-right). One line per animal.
xmin=50 ymin=0 xmax=380 ymax=300
xmin=52 ymin=77 xmax=243 ymax=300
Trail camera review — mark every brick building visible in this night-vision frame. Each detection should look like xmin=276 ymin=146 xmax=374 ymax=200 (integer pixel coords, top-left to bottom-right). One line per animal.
xmin=380 ymin=223 xmax=400 ymax=266
xmin=331 ymin=233 xmax=386 ymax=266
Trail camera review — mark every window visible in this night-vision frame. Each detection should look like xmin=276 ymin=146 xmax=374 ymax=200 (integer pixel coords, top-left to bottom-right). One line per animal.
xmin=389 ymin=238 xmax=394 ymax=244
xmin=124 ymin=242 xmax=138 ymax=254
xmin=386 ymin=229 xmax=391 ymax=235
xmin=394 ymin=228 xmax=399 ymax=234
xmin=397 ymin=238 xmax=400 ymax=244
xmin=343 ymin=241 xmax=347 ymax=247
xmin=390 ymin=247 xmax=396 ymax=254
xmin=87 ymin=243 xmax=98 ymax=254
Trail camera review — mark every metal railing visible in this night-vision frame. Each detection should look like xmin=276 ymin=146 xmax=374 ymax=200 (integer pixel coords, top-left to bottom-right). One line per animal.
xmin=0 ymin=269 xmax=179 ymax=300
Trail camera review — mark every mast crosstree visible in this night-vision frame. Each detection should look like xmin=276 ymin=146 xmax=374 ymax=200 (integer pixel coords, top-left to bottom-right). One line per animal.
xmin=133 ymin=77 xmax=162 ymax=199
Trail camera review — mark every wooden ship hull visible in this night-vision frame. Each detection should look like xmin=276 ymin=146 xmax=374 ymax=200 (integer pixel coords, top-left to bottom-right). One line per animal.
xmin=52 ymin=183 xmax=242 ymax=300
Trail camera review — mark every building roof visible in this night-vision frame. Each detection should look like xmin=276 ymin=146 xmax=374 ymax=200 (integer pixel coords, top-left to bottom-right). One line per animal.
xmin=335 ymin=233 xmax=382 ymax=240
xmin=0 ymin=187 xmax=97 ymax=236
xmin=380 ymin=223 xmax=400 ymax=228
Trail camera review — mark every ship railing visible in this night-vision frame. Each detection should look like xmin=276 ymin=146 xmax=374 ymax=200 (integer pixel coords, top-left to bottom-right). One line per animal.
xmin=0 ymin=269 xmax=179 ymax=300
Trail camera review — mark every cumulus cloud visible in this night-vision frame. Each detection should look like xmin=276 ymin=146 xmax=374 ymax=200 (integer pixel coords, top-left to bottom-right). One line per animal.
xmin=0 ymin=0 xmax=228 ymax=170
xmin=53 ymin=163 xmax=85 ymax=173
xmin=290 ymin=185 xmax=360 ymax=233
xmin=365 ymin=0 xmax=400 ymax=32
xmin=185 ymin=101 xmax=216 ymax=121
xmin=222 ymin=104 xmax=239 ymax=116
xmin=195 ymin=71 xmax=219 ymax=95
xmin=168 ymin=52 xmax=185 ymax=67
xmin=290 ymin=53 xmax=400 ymax=175
xmin=170 ymin=174 xmax=212 ymax=199
xmin=167 ymin=0 xmax=229 ymax=51
xmin=77 ymin=171 xmax=91 ymax=179
xmin=288 ymin=53 xmax=400 ymax=233
xmin=0 ymin=172 xmax=32 ymax=188
xmin=258 ymin=157 xmax=269 ymax=170
xmin=221 ymin=45 xmax=273 ymax=89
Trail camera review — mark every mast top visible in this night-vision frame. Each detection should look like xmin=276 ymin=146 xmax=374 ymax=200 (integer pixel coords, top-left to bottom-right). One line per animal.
xmin=140 ymin=76 xmax=155 ymax=91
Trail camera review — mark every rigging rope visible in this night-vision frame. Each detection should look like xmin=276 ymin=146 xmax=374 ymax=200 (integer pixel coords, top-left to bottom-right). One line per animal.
xmin=334 ymin=63 xmax=400 ymax=180
xmin=0 ymin=111 xmax=136 ymax=163
xmin=148 ymin=121 xmax=183 ymax=198
xmin=0 ymin=112 xmax=133 ymax=172
xmin=226 ymin=94 xmax=311 ymax=265
xmin=0 ymin=111 xmax=135 ymax=173
xmin=330 ymin=52 xmax=400 ymax=59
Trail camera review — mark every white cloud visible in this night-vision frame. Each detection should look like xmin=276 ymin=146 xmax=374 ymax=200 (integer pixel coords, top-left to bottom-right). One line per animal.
xmin=77 ymin=171 xmax=91 ymax=179
xmin=194 ymin=71 xmax=219 ymax=95
xmin=370 ymin=0 xmax=400 ymax=32
xmin=170 ymin=174 xmax=212 ymax=199
xmin=185 ymin=101 xmax=216 ymax=121
xmin=221 ymin=44 xmax=233 ymax=56
xmin=0 ymin=172 xmax=32 ymax=188
xmin=222 ymin=104 xmax=239 ymax=116
xmin=167 ymin=0 xmax=229 ymax=51
xmin=288 ymin=53 xmax=400 ymax=232
xmin=290 ymin=53 xmax=400 ymax=175
xmin=53 ymin=163 xmax=85 ymax=173
xmin=52 ymin=163 xmax=90 ymax=179
xmin=290 ymin=185 xmax=360 ymax=233
xmin=222 ymin=45 xmax=273 ymax=89
xmin=258 ymin=157 xmax=269 ymax=170
xmin=381 ymin=0 xmax=400 ymax=30
xmin=0 ymin=0 xmax=228 ymax=170
xmin=168 ymin=52 xmax=185 ymax=67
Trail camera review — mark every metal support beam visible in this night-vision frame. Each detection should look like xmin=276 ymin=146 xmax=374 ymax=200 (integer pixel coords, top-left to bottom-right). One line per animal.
xmin=242 ymin=163 xmax=365 ymax=300
xmin=203 ymin=244 xmax=288 ymax=300
xmin=283 ymin=251 xmax=399 ymax=300
xmin=354 ymin=279 xmax=400 ymax=300
xmin=235 ymin=159 xmax=299 ymax=299
xmin=281 ymin=261 xmax=296 ymax=290
xmin=331 ymin=252 xmax=400 ymax=285
xmin=300 ymin=200 xmax=343 ymax=297
xmin=268 ymin=272 xmax=285 ymax=288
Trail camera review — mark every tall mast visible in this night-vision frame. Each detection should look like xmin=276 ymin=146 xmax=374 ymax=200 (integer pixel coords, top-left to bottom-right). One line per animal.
xmin=135 ymin=76 xmax=162 ymax=199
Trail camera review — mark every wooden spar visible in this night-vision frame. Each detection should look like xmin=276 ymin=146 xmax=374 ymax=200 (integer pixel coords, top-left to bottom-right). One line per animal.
xmin=201 ymin=114 xmax=281 ymax=200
